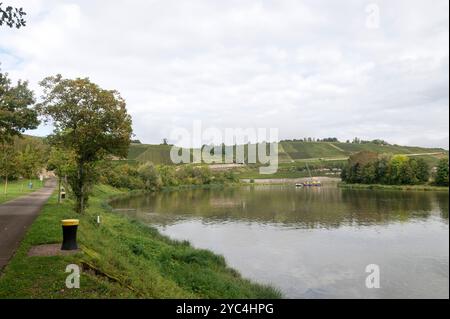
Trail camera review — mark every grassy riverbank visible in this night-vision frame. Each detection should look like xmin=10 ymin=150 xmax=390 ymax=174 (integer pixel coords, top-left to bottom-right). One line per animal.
xmin=0 ymin=179 xmax=43 ymax=204
xmin=0 ymin=184 xmax=281 ymax=298
xmin=338 ymin=182 xmax=449 ymax=192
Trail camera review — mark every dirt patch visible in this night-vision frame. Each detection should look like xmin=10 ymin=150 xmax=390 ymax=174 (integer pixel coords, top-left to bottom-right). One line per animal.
xmin=208 ymin=164 xmax=245 ymax=171
xmin=27 ymin=244 xmax=81 ymax=257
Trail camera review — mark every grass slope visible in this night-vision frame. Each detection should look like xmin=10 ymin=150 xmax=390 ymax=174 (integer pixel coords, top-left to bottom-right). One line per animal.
xmin=0 ymin=185 xmax=281 ymax=299
xmin=128 ymin=141 xmax=447 ymax=165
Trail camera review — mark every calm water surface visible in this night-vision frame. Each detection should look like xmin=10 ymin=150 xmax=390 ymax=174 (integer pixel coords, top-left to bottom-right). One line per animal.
xmin=111 ymin=185 xmax=449 ymax=298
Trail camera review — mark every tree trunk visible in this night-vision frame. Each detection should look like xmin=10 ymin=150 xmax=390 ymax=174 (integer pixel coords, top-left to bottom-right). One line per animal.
xmin=3 ymin=175 xmax=7 ymax=195
xmin=76 ymin=161 xmax=85 ymax=214
xmin=58 ymin=176 xmax=61 ymax=204
xmin=64 ymin=174 xmax=68 ymax=199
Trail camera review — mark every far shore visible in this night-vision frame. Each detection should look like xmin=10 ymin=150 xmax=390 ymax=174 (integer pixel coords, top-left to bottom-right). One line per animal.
xmin=240 ymin=177 xmax=341 ymax=184
xmin=239 ymin=177 xmax=449 ymax=192
xmin=338 ymin=183 xmax=449 ymax=192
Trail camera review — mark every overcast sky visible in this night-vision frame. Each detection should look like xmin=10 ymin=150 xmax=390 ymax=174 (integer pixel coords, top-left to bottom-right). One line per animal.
xmin=1 ymin=0 xmax=448 ymax=148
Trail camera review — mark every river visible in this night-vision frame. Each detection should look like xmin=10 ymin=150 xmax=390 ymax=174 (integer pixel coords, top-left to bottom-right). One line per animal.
xmin=110 ymin=185 xmax=449 ymax=298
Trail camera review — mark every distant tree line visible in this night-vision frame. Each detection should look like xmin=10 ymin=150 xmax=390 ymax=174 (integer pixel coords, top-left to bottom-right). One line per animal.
xmin=1 ymin=68 xmax=45 ymax=193
xmin=341 ymin=151 xmax=449 ymax=186
xmin=99 ymin=162 xmax=238 ymax=191
xmin=349 ymin=137 xmax=389 ymax=145
xmin=1 ymin=66 xmax=133 ymax=214
xmin=0 ymin=137 xmax=47 ymax=193
xmin=282 ymin=137 xmax=341 ymax=143
xmin=280 ymin=137 xmax=390 ymax=144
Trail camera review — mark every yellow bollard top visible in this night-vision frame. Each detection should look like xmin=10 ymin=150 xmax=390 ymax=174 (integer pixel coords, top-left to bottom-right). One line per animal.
xmin=61 ymin=219 xmax=79 ymax=226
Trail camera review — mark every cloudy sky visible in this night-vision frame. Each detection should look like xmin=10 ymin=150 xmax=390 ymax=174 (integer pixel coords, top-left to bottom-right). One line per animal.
xmin=1 ymin=0 xmax=448 ymax=148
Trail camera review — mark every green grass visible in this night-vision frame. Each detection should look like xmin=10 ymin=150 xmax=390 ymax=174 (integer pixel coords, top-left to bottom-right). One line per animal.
xmin=0 ymin=179 xmax=43 ymax=204
xmin=333 ymin=142 xmax=445 ymax=155
xmin=0 ymin=185 xmax=281 ymax=299
xmin=280 ymin=141 xmax=345 ymax=160
xmin=338 ymin=182 xmax=449 ymax=192
xmin=128 ymin=144 xmax=174 ymax=164
xmin=235 ymin=160 xmax=345 ymax=179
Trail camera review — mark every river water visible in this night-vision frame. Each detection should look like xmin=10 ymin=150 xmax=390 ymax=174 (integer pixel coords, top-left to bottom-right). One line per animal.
xmin=110 ymin=185 xmax=449 ymax=298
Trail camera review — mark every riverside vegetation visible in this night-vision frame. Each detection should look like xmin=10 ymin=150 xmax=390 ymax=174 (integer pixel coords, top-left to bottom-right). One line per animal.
xmin=1 ymin=70 xmax=277 ymax=298
xmin=0 ymin=184 xmax=280 ymax=298
xmin=0 ymin=68 xmax=448 ymax=298
xmin=340 ymin=151 xmax=449 ymax=189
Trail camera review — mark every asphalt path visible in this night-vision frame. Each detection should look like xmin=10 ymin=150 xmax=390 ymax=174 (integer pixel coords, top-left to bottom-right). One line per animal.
xmin=0 ymin=179 xmax=56 ymax=271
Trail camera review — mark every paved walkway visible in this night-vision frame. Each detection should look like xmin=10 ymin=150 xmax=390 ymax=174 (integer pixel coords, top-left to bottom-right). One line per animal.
xmin=0 ymin=180 xmax=56 ymax=271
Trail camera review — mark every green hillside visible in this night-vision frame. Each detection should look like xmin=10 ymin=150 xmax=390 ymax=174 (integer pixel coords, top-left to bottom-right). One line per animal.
xmin=127 ymin=141 xmax=447 ymax=165
xmin=279 ymin=141 xmax=345 ymax=160
xmin=24 ymin=135 xmax=446 ymax=166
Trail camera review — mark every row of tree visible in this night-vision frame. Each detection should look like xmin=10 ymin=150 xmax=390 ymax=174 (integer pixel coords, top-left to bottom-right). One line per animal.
xmin=349 ymin=137 xmax=389 ymax=145
xmin=282 ymin=137 xmax=340 ymax=143
xmin=100 ymin=162 xmax=238 ymax=191
xmin=0 ymin=140 xmax=46 ymax=193
xmin=1 ymin=67 xmax=133 ymax=213
xmin=341 ymin=151 xmax=448 ymax=186
xmin=280 ymin=137 xmax=390 ymax=144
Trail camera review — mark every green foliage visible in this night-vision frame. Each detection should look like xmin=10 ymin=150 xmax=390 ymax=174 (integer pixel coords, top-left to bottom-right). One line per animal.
xmin=342 ymin=151 xmax=432 ymax=186
xmin=37 ymin=75 xmax=133 ymax=213
xmin=47 ymin=147 xmax=76 ymax=202
xmin=434 ymin=158 xmax=449 ymax=187
xmin=0 ymin=186 xmax=281 ymax=298
xmin=158 ymin=164 xmax=178 ymax=187
xmin=47 ymin=147 xmax=75 ymax=178
xmin=388 ymin=155 xmax=411 ymax=185
xmin=100 ymin=163 xmax=145 ymax=190
xmin=17 ymin=143 xmax=45 ymax=180
xmin=0 ymin=69 xmax=37 ymax=143
xmin=0 ymin=143 xmax=18 ymax=180
xmin=1 ymin=135 xmax=48 ymax=194
xmin=101 ymin=162 xmax=237 ymax=191
xmin=411 ymin=158 xmax=430 ymax=184
xmin=138 ymin=162 xmax=162 ymax=190
xmin=174 ymin=165 xmax=212 ymax=185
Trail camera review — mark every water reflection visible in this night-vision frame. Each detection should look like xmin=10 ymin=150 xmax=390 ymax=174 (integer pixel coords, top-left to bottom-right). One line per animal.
xmin=111 ymin=185 xmax=449 ymax=298
xmin=111 ymin=186 xmax=448 ymax=228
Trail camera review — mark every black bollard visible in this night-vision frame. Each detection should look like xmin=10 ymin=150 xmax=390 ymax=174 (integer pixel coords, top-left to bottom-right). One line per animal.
xmin=61 ymin=219 xmax=79 ymax=250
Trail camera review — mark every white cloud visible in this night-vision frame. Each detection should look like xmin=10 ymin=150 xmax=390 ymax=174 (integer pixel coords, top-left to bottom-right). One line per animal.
xmin=1 ymin=0 xmax=448 ymax=148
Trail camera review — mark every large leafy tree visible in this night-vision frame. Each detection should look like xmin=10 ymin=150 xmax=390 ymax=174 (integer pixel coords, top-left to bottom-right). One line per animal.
xmin=411 ymin=158 xmax=430 ymax=184
xmin=0 ymin=69 xmax=38 ymax=143
xmin=342 ymin=151 xmax=434 ymax=186
xmin=388 ymin=155 xmax=412 ymax=185
xmin=0 ymin=3 xmax=26 ymax=28
xmin=37 ymin=75 xmax=133 ymax=213
xmin=435 ymin=158 xmax=449 ymax=187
